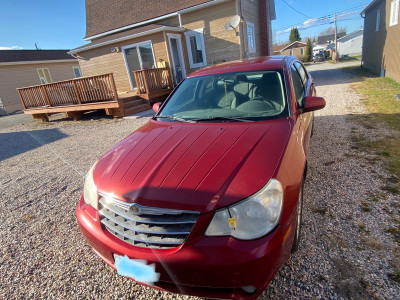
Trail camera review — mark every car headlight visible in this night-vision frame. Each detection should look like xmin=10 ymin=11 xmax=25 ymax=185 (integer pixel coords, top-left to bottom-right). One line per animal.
xmin=83 ymin=163 xmax=98 ymax=209
xmin=205 ymin=179 xmax=283 ymax=240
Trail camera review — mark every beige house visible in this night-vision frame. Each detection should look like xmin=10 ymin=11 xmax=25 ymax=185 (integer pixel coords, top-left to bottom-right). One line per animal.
xmin=70 ymin=0 xmax=276 ymax=95
xmin=361 ymin=0 xmax=400 ymax=82
xmin=0 ymin=50 xmax=80 ymax=114
xmin=272 ymin=41 xmax=306 ymax=58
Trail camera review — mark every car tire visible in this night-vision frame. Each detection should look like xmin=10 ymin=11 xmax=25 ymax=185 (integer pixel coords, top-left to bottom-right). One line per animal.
xmin=291 ymin=178 xmax=304 ymax=253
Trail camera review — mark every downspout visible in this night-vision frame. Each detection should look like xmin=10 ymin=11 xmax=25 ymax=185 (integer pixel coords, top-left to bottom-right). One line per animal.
xmin=68 ymin=52 xmax=79 ymax=59
xmin=236 ymin=0 xmax=244 ymax=59
xmin=178 ymin=13 xmax=182 ymax=27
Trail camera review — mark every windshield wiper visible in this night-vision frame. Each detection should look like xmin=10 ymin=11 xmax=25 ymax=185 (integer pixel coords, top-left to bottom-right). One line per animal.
xmin=192 ymin=116 xmax=252 ymax=123
xmin=155 ymin=115 xmax=196 ymax=123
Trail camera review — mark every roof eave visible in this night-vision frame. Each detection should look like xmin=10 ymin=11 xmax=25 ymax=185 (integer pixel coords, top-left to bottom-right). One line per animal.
xmin=361 ymin=0 xmax=384 ymax=15
xmin=0 ymin=59 xmax=77 ymax=66
xmin=280 ymin=41 xmax=306 ymax=52
xmin=70 ymin=26 xmax=185 ymax=54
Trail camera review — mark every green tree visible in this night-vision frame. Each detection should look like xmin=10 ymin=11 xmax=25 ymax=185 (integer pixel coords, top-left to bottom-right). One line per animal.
xmin=289 ymin=27 xmax=301 ymax=43
xmin=305 ymin=37 xmax=312 ymax=62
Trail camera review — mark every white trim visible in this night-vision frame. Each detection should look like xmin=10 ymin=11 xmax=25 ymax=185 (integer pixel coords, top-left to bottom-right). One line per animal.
xmin=0 ymin=59 xmax=76 ymax=66
xmin=390 ymin=0 xmax=399 ymax=26
xmin=72 ymin=66 xmax=82 ymax=78
xmin=83 ymin=0 xmax=230 ymax=41
xmin=184 ymin=28 xmax=207 ymax=68
xmin=167 ymin=33 xmax=186 ymax=83
xmin=246 ymin=21 xmax=256 ymax=54
xmin=121 ymin=40 xmax=156 ymax=90
xmin=70 ymin=26 xmax=185 ymax=54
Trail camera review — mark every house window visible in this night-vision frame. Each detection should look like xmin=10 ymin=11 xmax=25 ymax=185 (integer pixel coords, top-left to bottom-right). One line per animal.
xmin=37 ymin=68 xmax=52 ymax=84
xmin=289 ymin=49 xmax=293 ymax=56
xmin=73 ymin=66 xmax=82 ymax=78
xmin=301 ymin=48 xmax=304 ymax=56
xmin=185 ymin=29 xmax=207 ymax=68
xmin=390 ymin=0 xmax=399 ymax=26
xmin=247 ymin=22 xmax=256 ymax=54
xmin=376 ymin=9 xmax=381 ymax=31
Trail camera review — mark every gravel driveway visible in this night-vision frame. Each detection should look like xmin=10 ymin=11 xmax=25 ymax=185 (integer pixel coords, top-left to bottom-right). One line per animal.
xmin=0 ymin=64 xmax=399 ymax=299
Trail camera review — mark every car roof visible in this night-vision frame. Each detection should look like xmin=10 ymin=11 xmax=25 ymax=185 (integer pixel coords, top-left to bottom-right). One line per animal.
xmin=188 ymin=56 xmax=289 ymax=78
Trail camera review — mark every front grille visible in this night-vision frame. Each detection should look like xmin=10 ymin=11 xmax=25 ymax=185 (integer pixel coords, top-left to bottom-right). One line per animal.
xmin=98 ymin=196 xmax=199 ymax=249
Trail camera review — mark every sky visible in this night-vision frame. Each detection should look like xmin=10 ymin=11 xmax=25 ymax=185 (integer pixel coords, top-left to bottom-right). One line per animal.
xmin=0 ymin=0 xmax=371 ymax=50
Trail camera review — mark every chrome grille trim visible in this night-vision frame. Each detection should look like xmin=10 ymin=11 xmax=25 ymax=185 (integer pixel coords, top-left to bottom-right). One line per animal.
xmin=98 ymin=196 xmax=199 ymax=249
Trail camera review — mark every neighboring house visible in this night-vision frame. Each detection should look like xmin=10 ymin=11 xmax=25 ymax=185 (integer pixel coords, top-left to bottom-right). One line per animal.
xmin=314 ymin=32 xmax=346 ymax=55
xmin=361 ymin=0 xmax=400 ymax=81
xmin=337 ymin=29 xmax=364 ymax=57
xmin=278 ymin=41 xmax=307 ymax=58
xmin=272 ymin=43 xmax=289 ymax=55
xmin=0 ymin=50 xmax=81 ymax=114
xmin=70 ymin=0 xmax=276 ymax=94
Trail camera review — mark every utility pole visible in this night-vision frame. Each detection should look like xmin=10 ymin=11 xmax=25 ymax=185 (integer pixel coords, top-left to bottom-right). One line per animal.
xmin=334 ymin=12 xmax=338 ymax=62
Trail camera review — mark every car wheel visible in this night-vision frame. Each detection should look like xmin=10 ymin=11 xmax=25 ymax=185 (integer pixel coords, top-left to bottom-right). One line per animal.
xmin=291 ymin=178 xmax=304 ymax=253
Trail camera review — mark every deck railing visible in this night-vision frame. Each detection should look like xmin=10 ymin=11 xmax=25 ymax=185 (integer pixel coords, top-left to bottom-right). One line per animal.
xmin=17 ymin=73 xmax=118 ymax=109
xmin=133 ymin=68 xmax=173 ymax=99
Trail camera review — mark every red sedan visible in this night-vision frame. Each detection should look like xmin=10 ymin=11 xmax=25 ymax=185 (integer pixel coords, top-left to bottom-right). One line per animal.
xmin=76 ymin=56 xmax=325 ymax=299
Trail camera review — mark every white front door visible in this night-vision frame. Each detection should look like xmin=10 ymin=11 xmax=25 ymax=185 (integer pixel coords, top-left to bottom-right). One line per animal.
xmin=167 ymin=34 xmax=186 ymax=84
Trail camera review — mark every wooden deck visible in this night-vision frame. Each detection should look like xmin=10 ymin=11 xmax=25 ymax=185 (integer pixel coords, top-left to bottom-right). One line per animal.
xmin=18 ymin=73 xmax=124 ymax=121
xmin=18 ymin=69 xmax=172 ymax=122
xmin=133 ymin=67 xmax=173 ymax=101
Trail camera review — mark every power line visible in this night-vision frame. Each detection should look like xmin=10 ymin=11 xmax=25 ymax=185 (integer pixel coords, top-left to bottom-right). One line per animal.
xmin=273 ymin=2 xmax=369 ymax=32
xmin=280 ymin=0 xmax=312 ymax=19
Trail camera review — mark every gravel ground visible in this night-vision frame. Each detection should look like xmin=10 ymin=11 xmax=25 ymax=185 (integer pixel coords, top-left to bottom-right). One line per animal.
xmin=0 ymin=65 xmax=399 ymax=299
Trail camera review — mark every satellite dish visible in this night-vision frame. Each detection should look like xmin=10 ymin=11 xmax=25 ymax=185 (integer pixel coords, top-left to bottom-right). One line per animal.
xmin=224 ymin=15 xmax=241 ymax=36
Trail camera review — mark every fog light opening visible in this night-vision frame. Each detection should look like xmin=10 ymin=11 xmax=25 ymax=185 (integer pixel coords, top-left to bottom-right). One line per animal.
xmin=241 ymin=285 xmax=256 ymax=294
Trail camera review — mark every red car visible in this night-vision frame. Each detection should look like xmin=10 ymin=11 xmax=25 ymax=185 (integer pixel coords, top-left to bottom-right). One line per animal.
xmin=76 ymin=56 xmax=325 ymax=299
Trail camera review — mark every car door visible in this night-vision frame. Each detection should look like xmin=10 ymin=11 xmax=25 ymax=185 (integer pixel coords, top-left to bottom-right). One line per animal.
xmin=290 ymin=61 xmax=310 ymax=157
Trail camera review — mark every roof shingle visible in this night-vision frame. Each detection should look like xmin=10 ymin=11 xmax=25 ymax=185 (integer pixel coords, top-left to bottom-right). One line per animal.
xmin=0 ymin=50 xmax=75 ymax=63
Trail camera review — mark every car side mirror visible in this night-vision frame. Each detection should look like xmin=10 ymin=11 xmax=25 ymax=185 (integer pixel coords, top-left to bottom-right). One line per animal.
xmin=152 ymin=102 xmax=162 ymax=113
xmin=302 ymin=96 xmax=326 ymax=113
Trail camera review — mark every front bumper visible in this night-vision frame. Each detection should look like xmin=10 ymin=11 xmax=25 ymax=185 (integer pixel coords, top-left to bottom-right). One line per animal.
xmin=76 ymin=196 xmax=295 ymax=299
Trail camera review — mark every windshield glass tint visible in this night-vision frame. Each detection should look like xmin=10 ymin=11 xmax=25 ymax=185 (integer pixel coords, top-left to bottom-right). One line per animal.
xmin=159 ymin=70 xmax=287 ymax=121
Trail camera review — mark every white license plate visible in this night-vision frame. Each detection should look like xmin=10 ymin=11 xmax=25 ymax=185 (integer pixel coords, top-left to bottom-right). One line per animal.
xmin=114 ymin=254 xmax=160 ymax=285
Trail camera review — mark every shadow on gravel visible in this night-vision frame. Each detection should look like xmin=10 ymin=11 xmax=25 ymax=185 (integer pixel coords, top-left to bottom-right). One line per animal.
xmin=0 ymin=128 xmax=68 ymax=161
xmin=309 ymin=69 xmax=366 ymax=86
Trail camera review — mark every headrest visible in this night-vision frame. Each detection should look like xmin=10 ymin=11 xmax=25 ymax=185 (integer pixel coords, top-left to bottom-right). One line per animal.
xmin=235 ymin=74 xmax=248 ymax=82
xmin=261 ymin=72 xmax=280 ymax=85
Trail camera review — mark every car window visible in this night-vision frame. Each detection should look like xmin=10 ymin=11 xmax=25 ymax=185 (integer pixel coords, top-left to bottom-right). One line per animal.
xmin=290 ymin=65 xmax=304 ymax=106
xmin=294 ymin=62 xmax=308 ymax=86
xmin=159 ymin=70 xmax=289 ymax=122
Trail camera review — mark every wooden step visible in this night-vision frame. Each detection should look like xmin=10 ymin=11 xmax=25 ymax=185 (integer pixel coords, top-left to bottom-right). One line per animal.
xmin=123 ymin=103 xmax=152 ymax=116
xmin=123 ymin=98 xmax=147 ymax=109
xmin=121 ymin=95 xmax=140 ymax=103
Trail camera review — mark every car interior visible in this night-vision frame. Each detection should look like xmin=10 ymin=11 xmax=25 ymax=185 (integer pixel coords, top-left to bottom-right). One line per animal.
xmin=160 ymin=70 xmax=287 ymax=120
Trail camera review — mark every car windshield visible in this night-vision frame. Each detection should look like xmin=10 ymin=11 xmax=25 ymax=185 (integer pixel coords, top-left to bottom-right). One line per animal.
xmin=157 ymin=70 xmax=288 ymax=122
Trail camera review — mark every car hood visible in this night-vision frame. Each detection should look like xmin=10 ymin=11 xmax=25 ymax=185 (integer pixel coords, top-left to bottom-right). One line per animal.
xmin=94 ymin=119 xmax=292 ymax=214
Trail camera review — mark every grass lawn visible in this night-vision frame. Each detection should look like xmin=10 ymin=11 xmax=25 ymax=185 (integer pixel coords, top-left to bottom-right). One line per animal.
xmin=343 ymin=66 xmax=400 ymax=194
